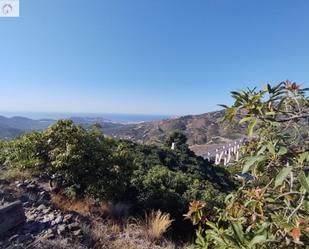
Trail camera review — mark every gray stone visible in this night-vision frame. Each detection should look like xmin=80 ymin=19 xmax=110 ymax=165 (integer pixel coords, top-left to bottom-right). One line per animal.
xmin=0 ymin=201 xmax=26 ymax=235
xmin=44 ymin=233 xmax=55 ymax=239
xmin=8 ymin=234 xmax=19 ymax=242
xmin=42 ymin=207 xmax=51 ymax=214
xmin=37 ymin=204 xmax=46 ymax=211
xmin=51 ymin=214 xmax=63 ymax=226
xmin=73 ymin=229 xmax=82 ymax=236
xmin=57 ymin=224 xmax=66 ymax=235
xmin=42 ymin=213 xmax=55 ymax=223
xmin=63 ymin=214 xmax=73 ymax=223
xmin=68 ymin=222 xmax=79 ymax=230
xmin=27 ymin=214 xmax=36 ymax=220
xmin=54 ymin=215 xmax=63 ymax=224
xmin=22 ymin=202 xmax=31 ymax=208
xmin=26 ymin=184 xmax=36 ymax=190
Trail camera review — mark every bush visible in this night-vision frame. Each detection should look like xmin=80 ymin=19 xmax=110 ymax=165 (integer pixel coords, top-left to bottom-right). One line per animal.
xmin=1 ymin=119 xmax=235 ymax=221
xmin=187 ymin=81 xmax=309 ymax=248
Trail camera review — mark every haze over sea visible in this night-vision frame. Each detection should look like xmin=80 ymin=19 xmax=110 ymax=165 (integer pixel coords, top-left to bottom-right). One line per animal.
xmin=0 ymin=111 xmax=171 ymax=124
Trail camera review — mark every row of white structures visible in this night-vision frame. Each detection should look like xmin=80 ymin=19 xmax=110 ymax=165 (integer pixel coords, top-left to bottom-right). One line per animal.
xmin=202 ymin=139 xmax=245 ymax=166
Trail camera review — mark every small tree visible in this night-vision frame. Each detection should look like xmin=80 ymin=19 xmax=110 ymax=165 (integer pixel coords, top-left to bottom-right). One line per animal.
xmin=186 ymin=81 xmax=309 ymax=248
xmin=165 ymin=131 xmax=188 ymax=148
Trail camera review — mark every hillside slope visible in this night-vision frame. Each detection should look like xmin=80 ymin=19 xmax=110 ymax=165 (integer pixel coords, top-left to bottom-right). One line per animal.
xmin=102 ymin=110 xmax=244 ymax=146
xmin=0 ymin=116 xmax=54 ymax=139
xmin=0 ymin=111 xmax=244 ymax=145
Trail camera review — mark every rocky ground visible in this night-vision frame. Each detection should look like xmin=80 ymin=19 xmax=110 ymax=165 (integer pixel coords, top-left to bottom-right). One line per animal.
xmin=0 ymin=175 xmax=182 ymax=249
xmin=0 ymin=179 xmax=92 ymax=249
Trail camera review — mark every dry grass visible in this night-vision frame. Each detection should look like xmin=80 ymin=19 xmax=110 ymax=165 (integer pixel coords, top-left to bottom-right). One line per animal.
xmin=81 ymin=219 xmax=180 ymax=249
xmin=146 ymin=210 xmax=174 ymax=241
xmin=51 ymin=193 xmax=91 ymax=215
xmin=0 ymin=168 xmax=32 ymax=182
xmin=28 ymin=237 xmax=81 ymax=249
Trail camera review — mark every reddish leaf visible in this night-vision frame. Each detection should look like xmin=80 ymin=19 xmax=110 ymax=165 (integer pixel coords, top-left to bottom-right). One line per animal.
xmin=291 ymin=228 xmax=301 ymax=242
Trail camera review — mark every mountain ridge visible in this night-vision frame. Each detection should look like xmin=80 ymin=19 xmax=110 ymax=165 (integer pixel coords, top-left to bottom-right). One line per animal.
xmin=0 ymin=110 xmax=244 ymax=146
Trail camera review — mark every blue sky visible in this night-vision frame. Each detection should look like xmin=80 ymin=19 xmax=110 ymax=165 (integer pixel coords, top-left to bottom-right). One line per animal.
xmin=0 ymin=0 xmax=308 ymax=115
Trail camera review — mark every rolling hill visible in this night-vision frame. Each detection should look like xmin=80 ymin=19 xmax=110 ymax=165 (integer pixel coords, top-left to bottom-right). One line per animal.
xmin=102 ymin=110 xmax=244 ymax=146
xmin=0 ymin=111 xmax=244 ymax=146
xmin=0 ymin=116 xmax=54 ymax=139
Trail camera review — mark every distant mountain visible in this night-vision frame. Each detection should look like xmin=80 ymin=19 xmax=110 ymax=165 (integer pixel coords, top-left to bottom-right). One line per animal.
xmin=0 ymin=116 xmax=54 ymax=139
xmin=102 ymin=110 xmax=245 ymax=146
xmin=0 ymin=111 xmax=245 ymax=146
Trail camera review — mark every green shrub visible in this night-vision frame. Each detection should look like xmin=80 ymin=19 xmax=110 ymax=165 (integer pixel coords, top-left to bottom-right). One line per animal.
xmin=1 ymin=119 xmax=234 ymax=219
xmin=187 ymin=81 xmax=309 ymax=248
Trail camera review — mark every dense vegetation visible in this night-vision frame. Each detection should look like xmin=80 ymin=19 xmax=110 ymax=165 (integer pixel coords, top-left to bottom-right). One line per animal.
xmin=187 ymin=81 xmax=309 ymax=248
xmin=0 ymin=121 xmax=234 ymax=222
xmin=1 ymin=81 xmax=307 ymax=248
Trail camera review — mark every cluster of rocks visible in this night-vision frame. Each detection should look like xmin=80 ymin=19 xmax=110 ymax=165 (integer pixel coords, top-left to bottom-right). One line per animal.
xmin=0 ymin=180 xmax=87 ymax=249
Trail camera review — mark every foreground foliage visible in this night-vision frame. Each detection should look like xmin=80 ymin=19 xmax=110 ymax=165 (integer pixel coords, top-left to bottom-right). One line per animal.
xmin=0 ymin=121 xmax=234 ymax=220
xmin=187 ymin=81 xmax=309 ymax=248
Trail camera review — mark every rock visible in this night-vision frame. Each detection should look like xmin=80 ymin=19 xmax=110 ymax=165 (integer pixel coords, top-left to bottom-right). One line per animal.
xmin=0 ymin=200 xmax=26 ymax=235
xmin=57 ymin=224 xmax=66 ymax=235
xmin=42 ymin=207 xmax=51 ymax=214
xmin=16 ymin=183 xmax=24 ymax=188
xmin=8 ymin=234 xmax=19 ymax=242
xmin=54 ymin=215 xmax=63 ymax=225
xmin=24 ymin=180 xmax=31 ymax=184
xmin=42 ymin=213 xmax=55 ymax=223
xmin=73 ymin=229 xmax=82 ymax=236
xmin=37 ymin=204 xmax=46 ymax=211
xmin=26 ymin=184 xmax=36 ymax=190
xmin=43 ymin=233 xmax=55 ymax=239
xmin=63 ymin=214 xmax=73 ymax=223
xmin=27 ymin=214 xmax=36 ymax=220
xmin=22 ymin=201 xmax=31 ymax=208
xmin=68 ymin=222 xmax=79 ymax=231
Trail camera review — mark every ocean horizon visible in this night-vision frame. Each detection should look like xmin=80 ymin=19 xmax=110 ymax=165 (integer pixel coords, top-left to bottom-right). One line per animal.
xmin=0 ymin=111 xmax=172 ymax=123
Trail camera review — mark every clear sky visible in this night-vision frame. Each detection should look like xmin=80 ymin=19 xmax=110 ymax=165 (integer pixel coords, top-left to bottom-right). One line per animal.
xmin=0 ymin=0 xmax=308 ymax=115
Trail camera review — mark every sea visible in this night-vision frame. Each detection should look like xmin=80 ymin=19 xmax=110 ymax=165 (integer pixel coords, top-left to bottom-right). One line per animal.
xmin=0 ymin=111 xmax=172 ymax=124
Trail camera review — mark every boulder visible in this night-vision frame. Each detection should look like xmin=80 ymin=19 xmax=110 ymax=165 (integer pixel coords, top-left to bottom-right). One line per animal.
xmin=0 ymin=200 xmax=26 ymax=235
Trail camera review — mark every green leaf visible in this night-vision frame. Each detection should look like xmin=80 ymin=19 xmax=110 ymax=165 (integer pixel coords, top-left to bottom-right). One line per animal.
xmin=231 ymin=222 xmax=245 ymax=245
xmin=257 ymin=145 xmax=267 ymax=155
xmin=206 ymin=221 xmax=218 ymax=231
xmin=277 ymin=146 xmax=288 ymax=156
xmin=243 ymin=155 xmax=265 ymax=173
xmin=275 ymin=167 xmax=292 ymax=187
xmin=266 ymin=143 xmax=275 ymax=155
xmin=299 ymin=152 xmax=309 ymax=164
xmin=231 ymin=91 xmax=241 ymax=96
xmin=218 ymin=104 xmax=229 ymax=109
xmin=299 ymin=171 xmax=309 ymax=193
xmin=247 ymin=119 xmax=257 ymax=137
xmin=239 ymin=116 xmax=254 ymax=124
xmin=249 ymin=235 xmax=267 ymax=248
